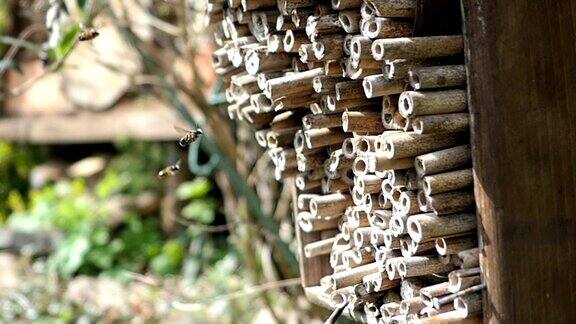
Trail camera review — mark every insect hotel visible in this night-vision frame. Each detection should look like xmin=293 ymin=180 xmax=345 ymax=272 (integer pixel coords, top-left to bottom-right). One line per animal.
xmin=206 ymin=0 xmax=576 ymax=322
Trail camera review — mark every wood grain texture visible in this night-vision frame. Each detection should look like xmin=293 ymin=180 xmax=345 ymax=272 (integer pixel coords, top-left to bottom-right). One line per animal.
xmin=462 ymin=1 xmax=576 ymax=322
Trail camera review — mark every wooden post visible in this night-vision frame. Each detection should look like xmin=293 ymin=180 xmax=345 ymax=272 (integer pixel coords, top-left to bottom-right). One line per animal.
xmin=462 ymin=1 xmax=576 ymax=323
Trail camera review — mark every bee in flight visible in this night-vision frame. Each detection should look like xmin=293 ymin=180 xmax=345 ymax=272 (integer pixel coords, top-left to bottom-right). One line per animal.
xmin=174 ymin=125 xmax=203 ymax=147
xmin=78 ymin=27 xmax=99 ymax=41
xmin=158 ymin=160 xmax=181 ymax=178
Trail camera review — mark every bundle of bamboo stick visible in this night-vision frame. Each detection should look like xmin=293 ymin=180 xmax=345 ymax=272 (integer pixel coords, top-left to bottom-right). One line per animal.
xmin=207 ymin=0 xmax=482 ymax=322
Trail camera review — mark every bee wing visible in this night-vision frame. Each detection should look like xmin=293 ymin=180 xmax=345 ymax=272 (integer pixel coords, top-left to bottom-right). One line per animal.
xmin=174 ymin=125 xmax=192 ymax=134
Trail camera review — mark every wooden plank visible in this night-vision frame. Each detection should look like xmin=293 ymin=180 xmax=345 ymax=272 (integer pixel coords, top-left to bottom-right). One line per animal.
xmin=0 ymin=97 xmax=183 ymax=144
xmin=462 ymin=1 xmax=576 ymax=323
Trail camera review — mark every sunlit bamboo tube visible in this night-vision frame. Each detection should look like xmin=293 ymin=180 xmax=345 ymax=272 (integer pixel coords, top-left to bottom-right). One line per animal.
xmin=313 ymin=35 xmax=345 ymax=61
xmin=342 ymin=111 xmax=385 ymax=133
xmin=332 ymin=0 xmax=363 ymax=10
xmin=371 ymin=36 xmax=463 ymax=61
xmin=409 ymin=65 xmax=466 ymax=90
xmin=362 ymin=17 xmax=414 ymax=39
xmin=457 ymin=248 xmax=480 ymax=269
xmin=283 ymin=30 xmax=308 ymax=52
xmin=401 ymin=277 xmax=426 ymax=300
xmin=335 ymin=80 xmax=365 ymax=100
xmin=448 ymin=274 xmax=482 ymax=294
xmin=304 ymin=128 xmax=349 ymax=149
xmin=415 ymin=145 xmax=471 ymax=176
xmin=383 ymin=132 xmax=466 ymax=159
xmin=435 ymin=234 xmax=477 ymax=256
xmin=330 ymin=262 xmax=379 ymax=290
xmin=412 ymin=113 xmax=470 ymax=135
xmin=298 ymin=213 xmax=340 ymax=232
xmin=426 ymin=191 xmax=475 ymax=215
xmin=245 ymin=50 xmax=292 ymax=75
xmin=407 ymin=213 xmax=476 ymax=243
xmin=362 ymin=74 xmax=406 ymax=98
xmin=454 ymin=291 xmax=482 ymax=317
xmin=397 ymin=256 xmax=455 ymax=278
xmin=420 ymin=281 xmax=451 ymax=307
xmin=338 ymin=9 xmax=361 ymax=33
xmin=304 ymin=237 xmax=337 ymax=258
xmin=400 ymin=296 xmax=426 ymax=315
xmin=266 ymin=127 xmax=300 ymax=148
xmin=399 ymin=90 xmax=467 ymax=117
xmin=309 ymin=193 xmax=353 ymax=218
xmin=266 ymin=68 xmax=323 ymax=99
xmin=422 ymin=168 xmax=473 ymax=195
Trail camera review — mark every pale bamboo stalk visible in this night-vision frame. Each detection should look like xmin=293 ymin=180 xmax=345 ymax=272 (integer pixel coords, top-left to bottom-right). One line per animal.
xmin=295 ymin=174 xmax=322 ymax=191
xmin=291 ymin=7 xmax=315 ymax=27
xmin=266 ymin=127 xmax=300 ymax=148
xmin=302 ymin=112 xmax=343 ymax=130
xmin=356 ymin=175 xmax=382 ymax=195
xmin=423 ymin=169 xmax=473 ymax=195
xmin=349 ymin=247 xmax=376 ymax=268
xmin=267 ymin=34 xmax=284 ymax=52
xmin=349 ymin=208 xmax=371 ymax=228
xmin=399 ymin=90 xmax=467 ymax=117
xmin=350 ymin=36 xmax=373 ymax=60
xmin=380 ymin=302 xmax=402 ymax=319
xmin=283 ymin=30 xmax=307 ymax=52
xmin=304 ymin=237 xmax=337 ymax=258
xmin=398 ymin=256 xmax=455 ymax=278
xmin=335 ymin=80 xmax=365 ymax=100
xmin=360 ymin=1 xmax=376 ymax=19
xmin=369 ymin=210 xmax=392 ymax=229
xmin=401 ymin=237 xmax=436 ymax=257
xmin=327 ymin=96 xmax=380 ymax=112
xmin=407 ymin=213 xmax=477 ymax=243
xmin=305 ymin=128 xmax=349 ymax=149
xmin=244 ymin=51 xmax=291 ymax=76
xmin=313 ymin=76 xmax=344 ymax=94
xmin=415 ymin=145 xmax=472 ymax=176
xmin=383 ymin=132 xmax=466 ymax=159
xmin=332 ymin=0 xmax=363 ymax=10
xmin=453 ymin=291 xmax=482 ymax=317
xmin=400 ymin=296 xmax=426 ymax=315
xmin=313 ymin=35 xmax=345 ymax=61
xmin=448 ymin=275 xmax=482 ymax=294
xmin=250 ymin=93 xmax=273 ymax=112
xmin=353 ymin=227 xmax=374 ymax=248
xmin=385 ymin=256 xmax=404 ymax=280
xmin=401 ymin=277 xmax=426 ymax=299
xmin=363 ymin=17 xmax=414 ymax=39
xmin=306 ymin=14 xmax=342 ymax=41
xmin=266 ymin=68 xmax=323 ymax=99
xmin=356 ymin=136 xmax=379 ymax=154
xmin=329 ymin=286 xmax=354 ymax=307
xmin=275 ymin=15 xmax=295 ymax=32
xmin=362 ymin=74 xmax=406 ymax=98
xmin=298 ymin=213 xmax=340 ymax=232
xmin=338 ymin=10 xmax=362 ymax=33
xmin=457 ymin=248 xmax=480 ymax=269
xmin=257 ymin=71 xmax=284 ymax=90
xmin=297 ymin=151 xmax=326 ymax=172
xmin=330 ymin=262 xmax=379 ymax=290
xmin=435 ymin=235 xmax=477 ymax=256
xmin=412 ymin=114 xmax=468 ymax=136
xmin=271 ymin=110 xmax=305 ymax=131
xmin=377 ymin=192 xmax=393 ymax=209
xmin=412 ymin=310 xmax=471 ymax=324
xmin=426 ymin=191 xmax=475 ymax=215
xmin=370 ymin=152 xmax=414 ymax=173
xmin=409 ymin=65 xmax=466 ymax=90
xmin=396 ymin=190 xmax=420 ymax=217
xmin=371 ymin=36 xmax=464 ymax=61
xmin=366 ymin=0 xmax=416 ymax=17
xmin=420 ymin=282 xmax=451 ymax=307
xmin=323 ymin=178 xmax=350 ymax=193
xmin=275 ymin=93 xmax=321 ymax=110
xmin=342 ymin=111 xmax=385 ymax=133
xmin=310 ymin=193 xmax=353 ymax=217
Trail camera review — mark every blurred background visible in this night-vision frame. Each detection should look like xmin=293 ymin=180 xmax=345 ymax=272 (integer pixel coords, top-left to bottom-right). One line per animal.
xmin=0 ymin=1 xmax=323 ymax=322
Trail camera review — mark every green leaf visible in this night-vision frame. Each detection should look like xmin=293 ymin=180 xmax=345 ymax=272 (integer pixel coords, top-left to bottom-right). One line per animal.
xmin=177 ymin=177 xmax=212 ymax=200
xmin=182 ymin=199 xmax=216 ymax=224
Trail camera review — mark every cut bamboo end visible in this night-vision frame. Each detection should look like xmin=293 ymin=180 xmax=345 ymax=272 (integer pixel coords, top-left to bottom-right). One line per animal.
xmin=415 ymin=145 xmax=472 ymax=176
xmin=409 ymin=65 xmax=466 ymax=90
xmin=399 ymin=90 xmax=468 ymax=118
xmin=407 ymin=213 xmax=477 ymax=243
xmin=423 ymin=168 xmax=473 ymax=195
xmin=412 ymin=113 xmax=470 ymax=135
xmin=371 ymin=36 xmax=464 ymax=61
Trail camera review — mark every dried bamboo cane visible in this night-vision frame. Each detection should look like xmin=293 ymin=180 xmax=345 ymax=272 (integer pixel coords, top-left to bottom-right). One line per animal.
xmin=415 ymin=145 xmax=472 ymax=176
xmin=305 ymin=237 xmax=338 ymax=258
xmin=371 ymin=36 xmax=464 ymax=61
xmin=409 ymin=65 xmax=466 ymax=90
xmin=399 ymin=90 xmax=467 ymax=117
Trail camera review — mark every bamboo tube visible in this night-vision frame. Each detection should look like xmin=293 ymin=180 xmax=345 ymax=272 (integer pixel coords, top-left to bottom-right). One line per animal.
xmin=435 ymin=235 xmax=477 ymax=256
xmin=342 ymin=111 xmax=385 ymax=133
xmin=409 ymin=65 xmax=466 ymax=90
xmin=448 ymin=275 xmax=482 ymax=294
xmin=267 ymin=34 xmax=284 ymax=52
xmin=305 ymin=128 xmax=349 ymax=149
xmin=306 ymin=14 xmax=342 ymax=40
xmin=330 ymin=262 xmax=379 ymax=290
xmin=275 ymin=15 xmax=294 ymax=32
xmin=266 ymin=127 xmax=300 ymax=148
xmin=302 ymin=113 xmax=343 ymax=130
xmin=350 ymin=36 xmax=373 ymax=59
xmin=356 ymin=135 xmax=378 ymax=154
xmin=295 ymin=174 xmax=322 ymax=191
xmin=401 ymin=277 xmax=426 ymax=299
xmin=352 ymin=155 xmax=374 ymax=176
xmin=412 ymin=113 xmax=470 ymax=135
xmin=327 ymin=97 xmax=379 ymax=112
xmin=304 ymin=237 xmax=337 ymax=258
xmin=365 ymin=0 xmax=416 ymax=17
xmin=332 ymin=0 xmax=363 ymax=10
xmin=426 ymin=191 xmax=475 ymax=215
xmin=323 ymin=178 xmax=350 ymax=193
xmin=297 ymin=194 xmax=317 ymax=211
xmin=383 ymin=132 xmax=466 ymax=159
xmin=369 ymin=210 xmax=392 ymax=229
xmin=396 ymin=190 xmax=420 ymax=217
xmin=283 ymin=30 xmax=307 ymax=52
xmin=412 ymin=310 xmax=470 ymax=324
xmin=385 ymin=257 xmax=404 ymax=280
xmin=271 ymin=110 xmax=305 ymax=130
xmin=356 ymin=175 xmax=382 ymax=195
xmin=398 ymin=256 xmax=455 ymax=278
xmin=297 ymin=151 xmax=326 ymax=171
xmin=349 ymin=247 xmax=376 ymax=267
xmin=353 ymin=227 xmax=373 ymax=248
xmin=420 ymin=282 xmax=451 ymax=307
xmin=310 ymin=193 xmax=353 ymax=217
xmin=400 ymin=296 xmax=426 ymax=315
xmin=313 ymin=35 xmax=345 ymax=61
xmin=380 ymin=302 xmax=402 ymax=318
xmin=335 ymin=80 xmax=365 ymax=100
xmin=372 ymin=273 xmax=401 ymax=292
xmin=241 ymin=0 xmax=276 ymax=11
xmin=278 ymin=0 xmax=316 ymax=14
xmin=398 ymin=90 xmax=467 ymax=117
xmin=371 ymin=36 xmax=464 ymax=61
xmin=377 ymin=192 xmax=393 ymax=209
xmin=298 ymin=213 xmax=340 ymax=232
xmin=454 ymin=291 xmax=482 ymax=317
xmin=245 ymin=50 xmax=291 ymax=75
xmin=338 ymin=10 xmax=361 ymax=33
xmin=457 ymin=248 xmax=480 ymax=269
xmin=363 ymin=18 xmax=413 ymax=39
xmin=250 ymin=93 xmax=273 ymax=112
xmin=407 ymin=213 xmax=476 ymax=243
xmin=423 ymin=169 xmax=473 ymax=195
xmin=266 ymin=68 xmax=323 ymax=99
xmin=313 ymin=76 xmax=343 ymax=94
xmin=362 ymin=74 xmax=406 ymax=98
xmin=415 ymin=145 xmax=471 ymax=176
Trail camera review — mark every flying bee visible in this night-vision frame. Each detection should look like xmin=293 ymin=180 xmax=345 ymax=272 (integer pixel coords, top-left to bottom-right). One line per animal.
xmin=78 ymin=27 xmax=99 ymax=41
xmin=158 ymin=160 xmax=181 ymax=178
xmin=174 ymin=126 xmax=203 ymax=147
